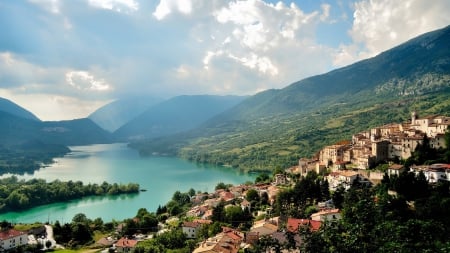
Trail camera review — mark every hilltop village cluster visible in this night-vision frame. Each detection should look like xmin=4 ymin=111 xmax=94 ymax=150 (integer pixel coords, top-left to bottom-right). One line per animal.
xmin=292 ymin=112 xmax=450 ymax=189
xmin=2 ymin=112 xmax=450 ymax=253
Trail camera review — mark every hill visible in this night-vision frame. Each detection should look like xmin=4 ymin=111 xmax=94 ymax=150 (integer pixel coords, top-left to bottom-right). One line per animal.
xmin=131 ymin=25 xmax=450 ymax=170
xmin=89 ymin=96 xmax=163 ymax=132
xmin=0 ymin=110 xmax=112 ymax=174
xmin=0 ymin=97 xmax=40 ymax=121
xmin=114 ymin=95 xmax=246 ymax=141
xmin=0 ymin=111 xmax=112 ymax=146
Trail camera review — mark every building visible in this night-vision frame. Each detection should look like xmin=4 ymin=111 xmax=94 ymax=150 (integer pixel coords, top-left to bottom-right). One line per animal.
xmin=410 ymin=164 xmax=450 ymax=183
xmin=0 ymin=229 xmax=28 ymax=251
xmin=387 ymin=164 xmax=405 ymax=177
xmin=115 ymin=237 xmax=138 ymax=253
xmin=319 ymin=144 xmax=350 ymax=167
xmin=317 ymin=112 xmax=450 ymax=170
xmin=327 ymin=171 xmax=360 ymax=190
xmin=193 ymin=227 xmax=243 ymax=253
xmin=311 ymin=209 xmax=341 ymax=222
xmin=286 ymin=218 xmax=321 ymax=233
xmin=182 ymin=221 xmax=202 ymax=239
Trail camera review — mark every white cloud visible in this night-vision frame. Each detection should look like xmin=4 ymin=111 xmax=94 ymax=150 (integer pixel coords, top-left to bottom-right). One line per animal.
xmin=3 ymin=0 xmax=449 ymax=120
xmin=0 ymin=52 xmax=61 ymax=88
xmin=334 ymin=0 xmax=450 ymax=66
xmin=153 ymin=0 xmax=193 ymax=20
xmin=88 ymin=0 xmax=139 ymax=13
xmin=66 ymin=71 xmax=112 ymax=91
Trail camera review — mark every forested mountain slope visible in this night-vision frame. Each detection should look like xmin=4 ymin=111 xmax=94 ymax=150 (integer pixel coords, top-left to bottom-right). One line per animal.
xmin=131 ymin=25 xmax=450 ymax=171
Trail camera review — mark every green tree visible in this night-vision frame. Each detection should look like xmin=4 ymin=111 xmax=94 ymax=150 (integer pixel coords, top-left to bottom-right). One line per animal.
xmin=246 ymin=188 xmax=260 ymax=203
xmin=155 ymin=229 xmax=186 ymax=249
xmin=211 ymin=201 xmax=226 ymax=223
xmin=215 ymin=182 xmax=228 ymax=190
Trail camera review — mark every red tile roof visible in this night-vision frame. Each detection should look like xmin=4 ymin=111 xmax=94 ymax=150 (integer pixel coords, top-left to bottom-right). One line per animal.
xmin=183 ymin=221 xmax=201 ymax=228
xmin=287 ymin=218 xmax=321 ymax=232
xmin=0 ymin=229 xmax=26 ymax=240
xmin=116 ymin=237 xmax=138 ymax=248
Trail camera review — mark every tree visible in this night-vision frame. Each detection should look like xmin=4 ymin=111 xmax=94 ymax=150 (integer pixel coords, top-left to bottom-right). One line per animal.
xmin=72 ymin=213 xmax=89 ymax=224
xmin=255 ymin=173 xmax=270 ymax=183
xmin=211 ymin=201 xmax=226 ymax=222
xmin=155 ymin=229 xmax=186 ymax=249
xmin=215 ymin=182 xmax=228 ymax=190
xmin=444 ymin=126 xmax=450 ymax=162
xmin=246 ymin=189 xmax=260 ymax=203
xmin=71 ymin=222 xmax=92 ymax=244
xmin=188 ymin=188 xmax=196 ymax=197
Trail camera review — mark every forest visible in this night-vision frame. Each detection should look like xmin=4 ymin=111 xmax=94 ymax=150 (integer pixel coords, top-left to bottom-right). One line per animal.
xmin=0 ymin=177 xmax=139 ymax=213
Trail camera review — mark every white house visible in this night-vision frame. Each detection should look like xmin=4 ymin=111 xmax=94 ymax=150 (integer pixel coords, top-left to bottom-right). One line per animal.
xmin=182 ymin=221 xmax=201 ymax=239
xmin=0 ymin=229 xmax=28 ymax=251
xmin=311 ymin=209 xmax=341 ymax=222
xmin=327 ymin=170 xmax=360 ymax=191
xmin=410 ymin=164 xmax=450 ymax=183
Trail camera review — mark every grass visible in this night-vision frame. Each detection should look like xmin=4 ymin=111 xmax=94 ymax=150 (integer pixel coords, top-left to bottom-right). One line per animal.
xmin=14 ymin=223 xmax=44 ymax=231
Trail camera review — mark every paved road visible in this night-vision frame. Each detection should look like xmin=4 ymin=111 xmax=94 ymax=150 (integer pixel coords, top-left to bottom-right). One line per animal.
xmin=44 ymin=225 xmax=63 ymax=249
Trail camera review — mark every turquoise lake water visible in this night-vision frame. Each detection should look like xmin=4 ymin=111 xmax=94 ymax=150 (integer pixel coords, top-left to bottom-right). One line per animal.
xmin=0 ymin=143 xmax=256 ymax=223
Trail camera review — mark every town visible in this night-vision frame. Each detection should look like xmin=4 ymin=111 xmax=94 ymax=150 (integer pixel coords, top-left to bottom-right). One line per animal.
xmin=1 ymin=111 xmax=450 ymax=252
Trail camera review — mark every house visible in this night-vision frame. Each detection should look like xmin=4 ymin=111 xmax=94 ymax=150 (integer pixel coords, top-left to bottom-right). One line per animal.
xmin=115 ymin=237 xmax=138 ymax=253
xmin=311 ymin=209 xmax=341 ymax=222
xmin=193 ymin=227 xmax=243 ymax=253
xmin=245 ymin=231 xmax=259 ymax=245
xmin=410 ymin=164 xmax=450 ymax=183
xmin=286 ymin=218 xmax=321 ymax=233
xmin=388 ymin=164 xmax=405 ymax=177
xmin=250 ymin=222 xmax=278 ymax=237
xmin=202 ymin=209 xmax=213 ymax=220
xmin=273 ymin=174 xmax=288 ymax=185
xmin=219 ymin=191 xmax=236 ymax=203
xmin=240 ymin=199 xmax=251 ymax=211
xmin=182 ymin=221 xmax=202 ymax=239
xmin=0 ymin=229 xmax=28 ymax=251
xmin=326 ymin=170 xmax=360 ymax=190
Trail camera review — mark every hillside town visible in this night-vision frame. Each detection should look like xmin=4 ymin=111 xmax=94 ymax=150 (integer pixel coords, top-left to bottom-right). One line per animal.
xmin=1 ymin=112 xmax=450 ymax=253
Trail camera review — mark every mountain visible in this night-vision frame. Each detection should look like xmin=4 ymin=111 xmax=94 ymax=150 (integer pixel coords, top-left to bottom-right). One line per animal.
xmin=89 ymin=96 xmax=163 ymax=132
xmin=114 ymin=95 xmax=246 ymax=141
xmin=131 ymin=25 xmax=450 ymax=170
xmin=0 ymin=110 xmax=112 ymax=173
xmin=0 ymin=111 xmax=112 ymax=146
xmin=0 ymin=97 xmax=40 ymax=121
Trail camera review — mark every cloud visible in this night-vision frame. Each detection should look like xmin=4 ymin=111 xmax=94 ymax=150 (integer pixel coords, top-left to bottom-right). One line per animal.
xmin=153 ymin=0 xmax=193 ymax=20
xmin=334 ymin=0 xmax=450 ymax=66
xmin=66 ymin=71 xmax=112 ymax=92
xmin=0 ymin=89 xmax=109 ymax=121
xmin=88 ymin=0 xmax=139 ymax=13
xmin=1 ymin=0 xmax=449 ymax=120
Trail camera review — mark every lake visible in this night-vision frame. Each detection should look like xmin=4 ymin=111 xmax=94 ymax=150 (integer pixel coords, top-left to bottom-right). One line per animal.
xmin=0 ymin=143 xmax=256 ymax=223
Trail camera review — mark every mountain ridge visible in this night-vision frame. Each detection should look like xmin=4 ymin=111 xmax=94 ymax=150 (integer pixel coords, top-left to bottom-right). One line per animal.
xmin=89 ymin=96 xmax=164 ymax=132
xmin=114 ymin=95 xmax=247 ymax=141
xmin=0 ymin=97 xmax=40 ymax=121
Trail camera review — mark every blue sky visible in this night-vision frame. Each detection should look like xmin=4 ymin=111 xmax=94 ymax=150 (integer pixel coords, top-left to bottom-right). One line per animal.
xmin=0 ymin=0 xmax=449 ymax=120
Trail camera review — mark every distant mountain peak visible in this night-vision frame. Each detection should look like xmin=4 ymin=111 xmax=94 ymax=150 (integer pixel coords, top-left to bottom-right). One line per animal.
xmin=0 ymin=97 xmax=40 ymax=121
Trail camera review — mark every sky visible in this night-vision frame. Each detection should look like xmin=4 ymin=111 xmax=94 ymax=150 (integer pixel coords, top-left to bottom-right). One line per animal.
xmin=0 ymin=0 xmax=449 ymax=121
